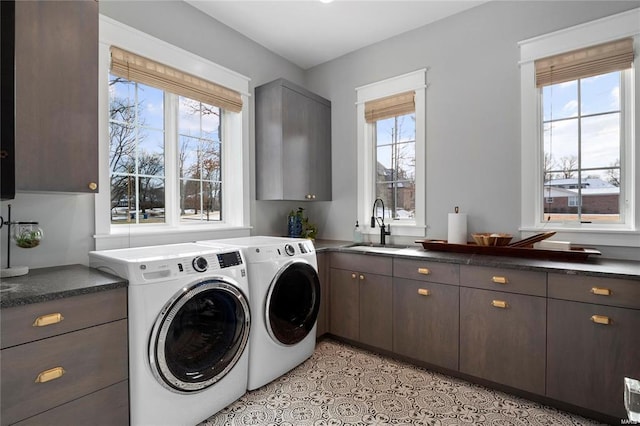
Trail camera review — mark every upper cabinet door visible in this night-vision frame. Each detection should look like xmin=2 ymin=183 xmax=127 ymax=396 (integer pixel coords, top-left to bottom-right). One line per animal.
xmin=255 ymin=79 xmax=332 ymax=201
xmin=15 ymin=1 xmax=98 ymax=193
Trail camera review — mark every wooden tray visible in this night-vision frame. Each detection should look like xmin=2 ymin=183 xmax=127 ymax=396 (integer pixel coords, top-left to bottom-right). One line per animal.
xmin=415 ymin=240 xmax=601 ymax=262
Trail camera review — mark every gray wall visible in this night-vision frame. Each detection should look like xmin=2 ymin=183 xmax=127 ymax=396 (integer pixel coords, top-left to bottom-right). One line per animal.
xmin=2 ymin=1 xmax=638 ymax=270
xmin=303 ymin=0 xmax=640 ymax=259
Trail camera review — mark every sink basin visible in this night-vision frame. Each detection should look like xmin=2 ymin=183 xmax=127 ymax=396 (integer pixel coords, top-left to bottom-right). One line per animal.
xmin=348 ymin=243 xmax=414 ymax=249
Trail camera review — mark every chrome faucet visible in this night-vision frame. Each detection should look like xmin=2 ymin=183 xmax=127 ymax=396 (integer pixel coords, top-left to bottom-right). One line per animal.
xmin=371 ymin=198 xmax=391 ymax=245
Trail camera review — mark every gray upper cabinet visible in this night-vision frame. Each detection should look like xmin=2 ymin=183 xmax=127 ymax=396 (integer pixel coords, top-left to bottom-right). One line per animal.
xmin=255 ymin=79 xmax=331 ymax=201
xmin=15 ymin=1 xmax=98 ymax=193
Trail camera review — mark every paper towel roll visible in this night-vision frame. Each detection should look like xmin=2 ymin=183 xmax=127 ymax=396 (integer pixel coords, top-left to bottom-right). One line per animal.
xmin=447 ymin=213 xmax=467 ymax=244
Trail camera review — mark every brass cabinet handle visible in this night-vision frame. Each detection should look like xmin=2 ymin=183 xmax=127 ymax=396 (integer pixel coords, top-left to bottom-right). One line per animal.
xmin=418 ymin=288 xmax=430 ymax=296
xmin=417 ymin=267 xmax=431 ymax=275
xmin=35 ymin=367 xmax=65 ymax=383
xmin=590 ymin=315 xmax=612 ymax=325
xmin=492 ymin=276 xmax=508 ymax=284
xmin=305 ymin=194 xmax=316 ymax=200
xmin=359 ymin=274 xmax=365 ymax=280
xmin=590 ymin=287 xmax=612 ymax=296
xmin=491 ymin=300 xmax=508 ymax=308
xmin=88 ymin=182 xmax=98 ymax=191
xmin=33 ymin=313 xmax=64 ymax=327
xmin=351 ymin=273 xmax=357 ymax=279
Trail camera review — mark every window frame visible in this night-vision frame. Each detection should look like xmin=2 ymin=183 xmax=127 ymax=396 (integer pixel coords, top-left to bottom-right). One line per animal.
xmin=519 ymin=8 xmax=640 ymax=247
xmin=356 ymin=69 xmax=427 ymax=238
xmin=96 ymin=16 xmax=251 ymax=249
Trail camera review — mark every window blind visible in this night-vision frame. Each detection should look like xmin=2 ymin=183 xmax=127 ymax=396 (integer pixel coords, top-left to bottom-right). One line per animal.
xmin=110 ymin=46 xmax=243 ymax=113
xmin=364 ymin=91 xmax=415 ymax=123
xmin=535 ymin=38 xmax=634 ymax=88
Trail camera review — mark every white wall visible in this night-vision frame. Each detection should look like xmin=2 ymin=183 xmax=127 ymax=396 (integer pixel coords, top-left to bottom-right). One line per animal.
xmin=303 ymin=0 xmax=640 ymax=259
xmin=2 ymin=1 xmax=638 ymax=270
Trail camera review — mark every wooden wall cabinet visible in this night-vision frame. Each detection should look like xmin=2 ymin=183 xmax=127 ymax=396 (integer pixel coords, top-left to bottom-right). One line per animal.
xmin=0 ymin=289 xmax=129 ymax=425
xmin=546 ymin=274 xmax=640 ymax=419
xmin=392 ymin=259 xmax=460 ymax=371
xmin=15 ymin=0 xmax=98 ymax=193
xmin=255 ymin=79 xmax=331 ymax=201
xmin=329 ymin=253 xmax=392 ymax=351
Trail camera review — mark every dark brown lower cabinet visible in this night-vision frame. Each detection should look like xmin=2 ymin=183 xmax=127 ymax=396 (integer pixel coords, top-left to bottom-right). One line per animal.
xmin=316 ymin=252 xmax=328 ymax=337
xmin=359 ymin=272 xmax=392 ymax=351
xmin=393 ymin=278 xmax=459 ymax=370
xmin=329 ymin=266 xmax=392 ymax=351
xmin=329 ymin=268 xmax=360 ymax=341
xmin=547 ymin=299 xmax=640 ymax=419
xmin=459 ymin=287 xmax=546 ymax=395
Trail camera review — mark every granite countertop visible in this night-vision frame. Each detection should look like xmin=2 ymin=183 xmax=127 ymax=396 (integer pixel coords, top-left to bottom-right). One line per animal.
xmin=314 ymin=239 xmax=640 ymax=281
xmin=0 ymin=264 xmax=128 ymax=309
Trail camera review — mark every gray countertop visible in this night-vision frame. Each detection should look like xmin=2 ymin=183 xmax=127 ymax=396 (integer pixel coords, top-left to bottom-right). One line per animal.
xmin=0 ymin=264 xmax=128 ymax=309
xmin=1 ymin=241 xmax=637 ymax=309
xmin=314 ymin=239 xmax=640 ymax=281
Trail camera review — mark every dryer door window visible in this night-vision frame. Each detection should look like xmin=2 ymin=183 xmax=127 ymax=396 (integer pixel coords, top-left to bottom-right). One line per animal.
xmin=266 ymin=261 xmax=321 ymax=345
xmin=149 ymin=279 xmax=250 ymax=393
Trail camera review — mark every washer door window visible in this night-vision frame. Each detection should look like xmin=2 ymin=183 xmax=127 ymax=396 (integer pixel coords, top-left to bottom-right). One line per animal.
xmin=266 ymin=260 xmax=321 ymax=346
xmin=149 ymin=279 xmax=250 ymax=393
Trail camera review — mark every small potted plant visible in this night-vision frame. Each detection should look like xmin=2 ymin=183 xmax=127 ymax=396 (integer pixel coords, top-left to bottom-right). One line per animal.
xmin=13 ymin=224 xmax=43 ymax=248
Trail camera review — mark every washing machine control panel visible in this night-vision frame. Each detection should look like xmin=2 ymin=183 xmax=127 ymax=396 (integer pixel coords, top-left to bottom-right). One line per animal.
xmin=217 ymin=251 xmax=243 ymax=268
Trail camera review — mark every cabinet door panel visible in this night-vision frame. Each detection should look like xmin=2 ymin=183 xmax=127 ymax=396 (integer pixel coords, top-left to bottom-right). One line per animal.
xmin=0 ymin=320 xmax=128 ymax=425
xmin=329 ymin=268 xmax=359 ymax=340
xmin=282 ymin=86 xmax=312 ymax=199
xmin=393 ymin=278 xmax=459 ymax=370
xmin=15 ymin=1 xmax=98 ymax=192
xmin=359 ymin=273 xmax=392 ymax=351
xmin=309 ymin=97 xmax=332 ymax=200
xmin=459 ymin=288 xmax=546 ymax=395
xmin=316 ymin=252 xmax=328 ymax=336
xmin=547 ymin=299 xmax=640 ymax=418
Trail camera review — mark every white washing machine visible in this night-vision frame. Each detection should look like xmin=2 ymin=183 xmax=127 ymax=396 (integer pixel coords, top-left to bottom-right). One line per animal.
xmin=89 ymin=243 xmax=250 ymax=426
xmin=198 ymin=236 xmax=320 ymax=390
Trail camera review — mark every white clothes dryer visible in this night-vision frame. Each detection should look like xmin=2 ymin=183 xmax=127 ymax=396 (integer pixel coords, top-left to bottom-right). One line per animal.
xmin=199 ymin=236 xmax=320 ymax=390
xmin=89 ymin=243 xmax=250 ymax=426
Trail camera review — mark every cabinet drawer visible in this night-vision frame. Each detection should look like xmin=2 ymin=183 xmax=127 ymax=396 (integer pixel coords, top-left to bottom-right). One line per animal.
xmin=460 ymin=265 xmax=546 ymax=297
xmin=548 ymin=273 xmax=640 ymax=309
xmin=13 ymin=380 xmax=129 ymax=426
xmin=0 ymin=320 xmax=128 ymax=425
xmin=1 ymin=288 xmax=127 ymax=349
xmin=330 ymin=253 xmax=392 ymax=276
xmin=393 ymin=258 xmax=459 ymax=285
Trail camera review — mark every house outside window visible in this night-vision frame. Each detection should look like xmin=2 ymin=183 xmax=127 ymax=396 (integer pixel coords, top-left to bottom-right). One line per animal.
xmin=356 ymin=69 xmax=426 ymax=239
xmin=97 ymin=16 xmax=250 ymax=249
xmin=519 ymin=9 xmax=639 ymax=248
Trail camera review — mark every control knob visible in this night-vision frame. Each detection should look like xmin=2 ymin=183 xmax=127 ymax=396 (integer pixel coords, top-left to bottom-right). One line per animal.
xmin=192 ymin=256 xmax=208 ymax=272
xmin=284 ymin=244 xmax=295 ymax=256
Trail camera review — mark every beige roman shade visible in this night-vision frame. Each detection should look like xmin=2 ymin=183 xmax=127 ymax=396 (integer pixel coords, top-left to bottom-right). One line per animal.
xmin=365 ymin=91 xmax=415 ymax=123
xmin=110 ymin=46 xmax=243 ymax=113
xmin=535 ymin=38 xmax=634 ymax=88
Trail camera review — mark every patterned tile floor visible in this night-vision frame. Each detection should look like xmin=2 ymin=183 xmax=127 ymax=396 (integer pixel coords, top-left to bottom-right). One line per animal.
xmin=202 ymin=339 xmax=604 ymax=425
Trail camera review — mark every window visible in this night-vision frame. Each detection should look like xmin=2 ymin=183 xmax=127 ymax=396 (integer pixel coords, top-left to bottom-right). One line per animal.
xmin=542 ymin=70 xmax=625 ymax=224
xmin=97 ymin=16 xmax=250 ymax=248
xmin=375 ymin=113 xmax=416 ymax=220
xmin=519 ymin=8 xmax=639 ymax=247
xmin=356 ymin=69 xmax=426 ymax=238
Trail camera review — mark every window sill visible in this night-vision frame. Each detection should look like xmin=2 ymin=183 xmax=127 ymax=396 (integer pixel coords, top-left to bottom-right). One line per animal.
xmin=519 ymin=226 xmax=639 ymax=248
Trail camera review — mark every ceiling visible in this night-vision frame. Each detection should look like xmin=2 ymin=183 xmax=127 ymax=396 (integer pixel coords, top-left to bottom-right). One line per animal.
xmin=186 ymin=1 xmax=487 ymax=69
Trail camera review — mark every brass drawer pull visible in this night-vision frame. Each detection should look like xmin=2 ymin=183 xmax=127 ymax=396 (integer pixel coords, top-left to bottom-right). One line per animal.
xmin=492 ymin=276 xmax=508 ymax=284
xmin=417 ymin=267 xmax=431 ymax=275
xmin=491 ymin=300 xmax=508 ymax=308
xmin=35 ymin=367 xmax=65 ymax=384
xmin=590 ymin=315 xmax=612 ymax=325
xmin=359 ymin=274 xmax=365 ymax=281
xmin=33 ymin=313 xmax=64 ymax=327
xmin=418 ymin=288 xmax=430 ymax=296
xmin=351 ymin=273 xmax=357 ymax=279
xmin=590 ymin=287 xmax=612 ymax=296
